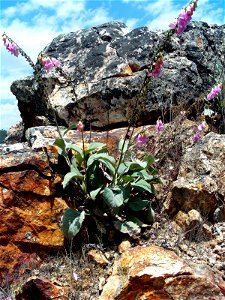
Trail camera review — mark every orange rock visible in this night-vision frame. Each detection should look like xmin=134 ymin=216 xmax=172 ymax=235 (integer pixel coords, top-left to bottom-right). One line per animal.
xmin=100 ymin=245 xmax=225 ymax=300
xmin=0 ymin=148 xmax=68 ymax=284
xmin=15 ymin=277 xmax=69 ymax=299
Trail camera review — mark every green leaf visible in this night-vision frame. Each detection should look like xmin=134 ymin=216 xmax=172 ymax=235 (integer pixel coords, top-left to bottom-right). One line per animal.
xmin=54 ymin=138 xmax=67 ymax=155
xmin=128 ymin=198 xmax=149 ymax=211
xmin=118 ymin=139 xmax=129 ymax=154
xmin=144 ymin=154 xmax=155 ymax=166
xmin=66 ymin=143 xmax=84 ymax=158
xmin=62 ymin=209 xmax=85 ymax=239
xmin=128 ymin=170 xmax=154 ymax=181
xmin=87 ymin=153 xmax=116 ymax=175
xmin=117 ymin=163 xmax=129 ymax=176
xmin=103 ymin=187 xmax=129 ymax=209
xmin=114 ymin=220 xmax=141 ymax=236
xmin=87 ymin=142 xmax=106 ymax=152
xmin=127 ymin=215 xmax=145 ymax=227
xmin=122 ymin=160 xmax=147 ymax=172
xmin=90 ymin=186 xmax=103 ymax=200
xmin=119 ymin=175 xmax=134 ymax=183
xmin=62 ymin=170 xmax=83 ymax=189
xmin=146 ymin=204 xmax=155 ymax=223
xmin=131 ymin=179 xmax=153 ymax=194
xmin=204 ymin=107 xmax=214 ymax=117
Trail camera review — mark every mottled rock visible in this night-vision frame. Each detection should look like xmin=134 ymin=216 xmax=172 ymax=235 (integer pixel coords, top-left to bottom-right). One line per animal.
xmin=118 ymin=240 xmax=131 ymax=254
xmin=11 ymin=21 xmax=225 ymax=129
xmin=169 ymin=132 xmax=225 ymax=218
xmin=100 ymin=245 xmax=225 ymax=299
xmin=4 ymin=122 xmax=24 ymax=144
xmin=87 ymin=249 xmax=109 ymax=265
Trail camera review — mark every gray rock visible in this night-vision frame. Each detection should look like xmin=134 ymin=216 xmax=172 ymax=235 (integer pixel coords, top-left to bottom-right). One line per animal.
xmin=11 ymin=21 xmax=225 ymax=130
xmin=170 ymin=132 xmax=225 ymax=218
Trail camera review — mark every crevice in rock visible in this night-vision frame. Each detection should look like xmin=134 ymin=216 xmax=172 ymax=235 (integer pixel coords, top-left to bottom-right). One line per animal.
xmin=0 ymin=164 xmax=53 ymax=180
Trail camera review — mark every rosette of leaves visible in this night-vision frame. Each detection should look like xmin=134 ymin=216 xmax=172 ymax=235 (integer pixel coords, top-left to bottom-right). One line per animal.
xmin=55 ymin=130 xmax=160 ymax=239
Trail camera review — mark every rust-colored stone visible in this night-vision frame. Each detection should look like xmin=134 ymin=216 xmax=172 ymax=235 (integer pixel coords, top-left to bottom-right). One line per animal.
xmin=15 ymin=277 xmax=69 ymax=300
xmin=100 ymin=245 xmax=225 ymax=300
xmin=0 ymin=147 xmax=68 ymax=283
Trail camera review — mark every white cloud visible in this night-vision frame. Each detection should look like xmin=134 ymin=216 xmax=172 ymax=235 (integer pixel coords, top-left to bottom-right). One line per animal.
xmin=193 ymin=1 xmax=224 ymax=25
xmin=56 ymin=1 xmax=85 ymax=18
xmin=125 ymin=18 xmax=139 ymax=29
xmin=145 ymin=0 xmax=180 ymax=30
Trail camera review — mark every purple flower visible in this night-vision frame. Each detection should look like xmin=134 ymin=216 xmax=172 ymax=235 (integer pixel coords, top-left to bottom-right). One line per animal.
xmin=192 ymin=132 xmax=201 ymax=143
xmin=39 ymin=56 xmax=61 ymax=72
xmin=3 ymin=36 xmax=19 ymax=57
xmin=155 ymin=120 xmax=165 ymax=133
xmin=148 ymin=56 xmax=164 ymax=78
xmin=137 ymin=134 xmax=148 ymax=147
xmin=207 ymin=84 xmax=222 ymax=101
xmin=169 ymin=2 xmax=196 ymax=36
xmin=192 ymin=121 xmax=206 ymax=143
xmin=197 ymin=121 xmax=206 ymax=132
xmin=76 ymin=121 xmax=84 ymax=132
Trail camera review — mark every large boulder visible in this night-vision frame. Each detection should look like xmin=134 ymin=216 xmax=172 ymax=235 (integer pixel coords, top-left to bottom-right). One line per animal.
xmin=11 ymin=21 xmax=225 ymax=129
xmin=100 ymin=245 xmax=225 ymax=299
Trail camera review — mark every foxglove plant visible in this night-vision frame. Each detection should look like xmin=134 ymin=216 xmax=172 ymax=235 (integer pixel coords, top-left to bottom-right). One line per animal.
xmin=137 ymin=133 xmax=149 ymax=147
xmin=2 ymin=0 xmax=203 ymax=242
xmin=155 ymin=120 xmax=165 ymax=133
xmin=2 ymin=35 xmax=19 ymax=57
xmin=207 ymin=83 xmax=222 ymax=101
xmin=169 ymin=0 xmax=197 ymax=36
xmin=38 ymin=52 xmax=61 ymax=72
xmin=192 ymin=121 xmax=206 ymax=143
xmin=148 ymin=54 xmax=164 ymax=78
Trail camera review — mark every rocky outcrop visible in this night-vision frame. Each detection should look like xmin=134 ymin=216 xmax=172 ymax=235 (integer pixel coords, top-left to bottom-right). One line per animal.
xmin=0 ymin=146 xmax=68 ymax=282
xmin=11 ymin=21 xmax=225 ymax=130
xmin=165 ymin=132 xmax=225 ymax=219
xmin=100 ymin=245 xmax=225 ymax=300
xmin=0 ymin=119 xmax=225 ymax=298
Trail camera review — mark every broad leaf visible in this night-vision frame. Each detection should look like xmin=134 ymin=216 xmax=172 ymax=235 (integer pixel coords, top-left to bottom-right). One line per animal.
xmin=103 ymin=187 xmax=129 ymax=209
xmin=117 ymin=163 xmax=129 ymax=176
xmin=62 ymin=209 xmax=85 ymax=239
xmin=87 ymin=142 xmax=106 ymax=152
xmin=114 ymin=220 xmax=141 ymax=236
xmin=204 ymin=107 xmax=214 ymax=117
xmin=144 ymin=154 xmax=155 ymax=166
xmin=128 ymin=170 xmax=154 ymax=181
xmin=118 ymin=139 xmax=129 ymax=154
xmin=87 ymin=153 xmax=116 ymax=175
xmin=90 ymin=186 xmax=103 ymax=200
xmin=128 ymin=198 xmax=149 ymax=211
xmin=54 ymin=138 xmax=67 ymax=155
xmin=131 ymin=179 xmax=153 ymax=194
xmin=146 ymin=204 xmax=155 ymax=223
xmin=66 ymin=143 xmax=84 ymax=158
xmin=127 ymin=215 xmax=146 ymax=227
xmin=62 ymin=170 xmax=83 ymax=189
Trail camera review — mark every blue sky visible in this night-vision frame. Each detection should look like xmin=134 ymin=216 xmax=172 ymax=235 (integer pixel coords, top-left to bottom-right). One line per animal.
xmin=1 ymin=0 xmax=224 ymax=130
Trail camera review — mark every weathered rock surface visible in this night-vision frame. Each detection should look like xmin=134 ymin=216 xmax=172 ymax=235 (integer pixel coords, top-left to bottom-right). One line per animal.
xmin=166 ymin=132 xmax=225 ymax=218
xmin=100 ymin=245 xmax=225 ymax=300
xmin=11 ymin=21 xmax=225 ymax=129
xmin=0 ymin=147 xmax=68 ymax=282
xmin=15 ymin=277 xmax=68 ymax=300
